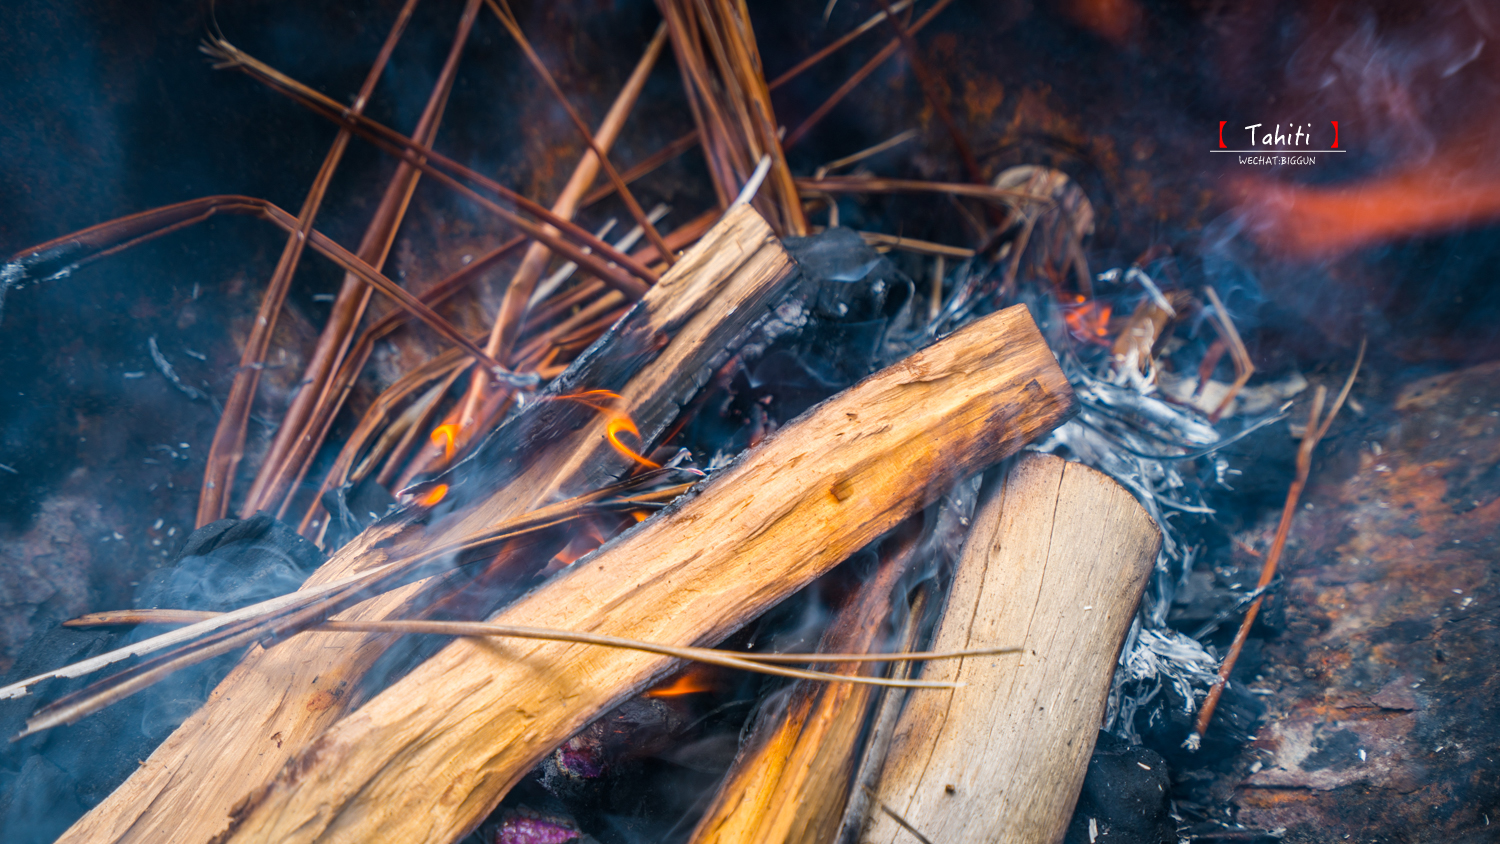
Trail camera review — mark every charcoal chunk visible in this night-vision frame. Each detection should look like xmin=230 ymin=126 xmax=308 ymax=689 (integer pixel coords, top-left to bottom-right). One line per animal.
xmin=1064 ymin=732 xmax=1175 ymax=844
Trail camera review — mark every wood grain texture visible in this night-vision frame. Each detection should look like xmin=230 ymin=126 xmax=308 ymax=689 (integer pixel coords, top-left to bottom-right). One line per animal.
xmin=860 ymin=453 xmax=1160 ymax=844
xmin=215 ymin=303 xmax=1074 ymax=844
xmin=59 ymin=205 xmax=796 ymax=844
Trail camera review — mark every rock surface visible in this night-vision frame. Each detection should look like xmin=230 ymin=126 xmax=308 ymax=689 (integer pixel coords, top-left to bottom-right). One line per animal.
xmin=1208 ymin=360 xmax=1500 ymax=841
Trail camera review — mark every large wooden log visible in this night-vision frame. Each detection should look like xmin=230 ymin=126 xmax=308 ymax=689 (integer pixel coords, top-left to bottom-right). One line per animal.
xmin=58 ymin=205 xmax=797 ymax=844
xmin=214 ymin=303 xmax=1074 ymax=844
xmin=859 ymin=453 xmax=1160 ymax=844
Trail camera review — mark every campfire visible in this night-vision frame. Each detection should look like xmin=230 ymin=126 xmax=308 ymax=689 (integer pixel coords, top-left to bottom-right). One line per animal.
xmin=2 ymin=1 xmax=1498 ymax=843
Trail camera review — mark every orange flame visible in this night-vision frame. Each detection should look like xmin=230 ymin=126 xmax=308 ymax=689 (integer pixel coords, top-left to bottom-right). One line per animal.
xmin=430 ymin=423 xmax=460 ymax=462
xmin=554 ymin=390 xmax=661 ymax=469
xmin=645 ymin=668 xmax=714 ymax=698
xmin=416 ymin=483 xmax=449 ymax=507
xmin=1062 ymin=295 xmax=1113 ymax=345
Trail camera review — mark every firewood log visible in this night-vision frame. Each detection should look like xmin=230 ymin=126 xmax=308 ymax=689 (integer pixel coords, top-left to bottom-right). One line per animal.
xmin=859 ymin=453 xmax=1160 ymax=844
xmin=213 ymin=303 xmax=1074 ymax=844
xmin=58 ymin=204 xmax=797 ymax=844
xmin=688 ymin=519 xmax=926 ymax=844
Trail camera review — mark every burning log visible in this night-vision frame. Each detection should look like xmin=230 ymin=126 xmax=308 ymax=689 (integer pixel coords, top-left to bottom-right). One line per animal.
xmin=860 ymin=453 xmax=1159 ymax=844
xmin=55 ymin=204 xmax=797 ymax=844
xmin=210 ymin=303 xmax=1072 ymax=844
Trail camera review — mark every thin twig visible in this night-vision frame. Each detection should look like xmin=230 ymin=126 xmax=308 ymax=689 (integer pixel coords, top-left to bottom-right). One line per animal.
xmin=1187 ymin=339 xmax=1365 ymax=748
xmin=12 ymin=475 xmax=700 ymax=735
xmin=1203 ymin=286 xmax=1255 ymax=423
xmin=766 ymin=0 xmax=915 ymax=90
xmin=857 ymin=230 xmax=974 ymax=258
xmin=783 ymin=0 xmax=957 ymax=148
xmin=579 ymin=130 xmax=700 ymax=208
xmin=813 ymin=128 xmax=919 ymax=178
xmin=64 ymin=612 xmax=1015 ymax=671
xmin=797 ymin=174 xmax=1042 ymax=206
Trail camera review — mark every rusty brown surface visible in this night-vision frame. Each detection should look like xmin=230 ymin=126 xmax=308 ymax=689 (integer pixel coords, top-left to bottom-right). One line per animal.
xmin=1211 ymin=360 xmax=1500 ymax=841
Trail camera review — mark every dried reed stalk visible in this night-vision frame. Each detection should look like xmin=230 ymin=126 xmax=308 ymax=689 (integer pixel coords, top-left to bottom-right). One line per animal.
xmin=454 ymin=24 xmax=669 ymax=450
xmin=657 ymin=0 xmax=806 ymax=235
xmin=870 ymin=0 xmax=985 ymax=185
xmin=63 ymin=613 xmax=1011 ymax=691
xmin=292 ymin=235 xmax=526 ymax=533
xmin=241 ymin=0 xmax=482 ymax=518
xmin=204 ymin=38 xmax=659 ymax=292
xmin=196 ymin=0 xmax=425 ymax=525
xmin=783 ymin=0 xmax=956 ymax=148
xmin=4 ymin=195 xmax=507 ymax=374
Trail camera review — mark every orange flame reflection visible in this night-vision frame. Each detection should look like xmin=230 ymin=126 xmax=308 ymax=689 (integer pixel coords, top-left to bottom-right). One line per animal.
xmin=416 ymin=483 xmax=449 ymax=507
xmin=430 ymin=423 xmax=460 ymax=462
xmin=554 ymin=390 xmax=661 ymax=469
xmin=1232 ymin=171 xmax=1500 ymax=261
xmin=645 ymin=669 xmax=714 ymax=698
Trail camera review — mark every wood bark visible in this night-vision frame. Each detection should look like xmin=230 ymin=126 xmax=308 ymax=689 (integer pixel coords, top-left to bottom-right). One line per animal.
xmin=58 ymin=205 xmax=796 ymax=844
xmin=859 ymin=453 xmax=1160 ymax=844
xmin=214 ymin=302 xmax=1074 ymax=844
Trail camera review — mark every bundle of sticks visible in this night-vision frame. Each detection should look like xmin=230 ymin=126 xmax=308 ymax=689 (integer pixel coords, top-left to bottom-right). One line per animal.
xmin=2 ymin=2 xmax=1168 ymax=842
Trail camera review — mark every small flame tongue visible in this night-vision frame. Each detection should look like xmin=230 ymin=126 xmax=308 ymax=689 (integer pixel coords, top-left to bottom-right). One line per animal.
xmin=430 ymin=423 xmax=460 ymax=462
xmin=416 ymin=483 xmax=449 ymax=507
xmin=644 ymin=666 xmax=715 ymax=698
xmin=554 ymin=390 xmax=660 ymax=469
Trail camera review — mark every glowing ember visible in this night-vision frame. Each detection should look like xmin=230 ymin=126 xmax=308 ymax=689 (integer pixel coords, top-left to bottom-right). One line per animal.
xmin=430 ymin=423 xmax=460 ymax=462
xmin=416 ymin=483 xmax=449 ymax=507
xmin=1062 ymin=295 xmax=1113 ymax=345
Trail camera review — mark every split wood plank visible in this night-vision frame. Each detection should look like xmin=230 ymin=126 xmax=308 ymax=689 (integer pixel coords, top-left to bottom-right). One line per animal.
xmin=59 ymin=204 xmax=797 ymax=844
xmin=860 ymin=452 xmax=1160 ymax=844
